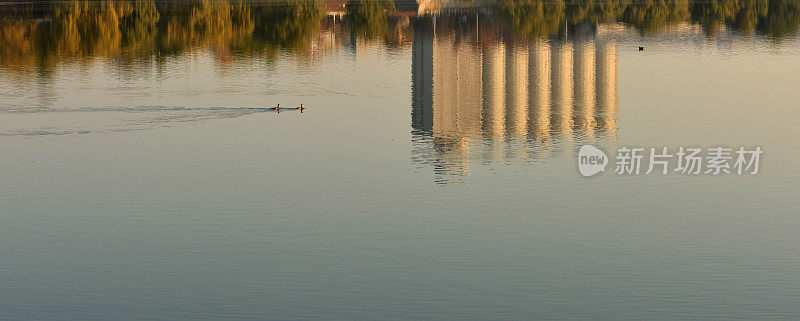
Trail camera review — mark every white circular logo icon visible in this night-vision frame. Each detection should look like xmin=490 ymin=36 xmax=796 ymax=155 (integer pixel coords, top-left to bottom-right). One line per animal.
xmin=578 ymin=145 xmax=609 ymax=177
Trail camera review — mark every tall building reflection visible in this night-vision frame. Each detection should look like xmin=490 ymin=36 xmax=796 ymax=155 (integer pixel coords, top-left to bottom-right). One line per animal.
xmin=411 ymin=17 xmax=619 ymax=184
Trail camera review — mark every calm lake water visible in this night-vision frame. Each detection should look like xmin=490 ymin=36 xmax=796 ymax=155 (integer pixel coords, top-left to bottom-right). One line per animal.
xmin=2 ymin=1 xmax=800 ymax=320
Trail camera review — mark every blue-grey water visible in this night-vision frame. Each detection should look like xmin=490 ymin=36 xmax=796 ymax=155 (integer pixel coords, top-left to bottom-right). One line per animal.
xmin=1 ymin=1 xmax=800 ymax=320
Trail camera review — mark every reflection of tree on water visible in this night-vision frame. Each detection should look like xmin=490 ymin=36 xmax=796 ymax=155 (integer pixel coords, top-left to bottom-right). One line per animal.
xmin=411 ymin=16 xmax=619 ymax=184
xmin=2 ymin=0 xmax=799 ymax=73
xmin=0 ymin=0 xmax=410 ymax=73
xmin=495 ymin=0 xmax=800 ymax=37
xmin=346 ymin=0 xmax=394 ymax=40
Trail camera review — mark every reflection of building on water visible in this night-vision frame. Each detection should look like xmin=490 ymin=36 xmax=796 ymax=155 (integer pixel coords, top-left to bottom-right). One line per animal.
xmin=411 ymin=17 xmax=618 ymax=183
xmin=550 ymin=40 xmax=574 ymax=144
xmin=595 ymin=40 xmax=618 ymax=137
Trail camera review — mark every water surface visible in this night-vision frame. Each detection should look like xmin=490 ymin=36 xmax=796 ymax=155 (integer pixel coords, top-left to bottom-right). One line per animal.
xmin=1 ymin=1 xmax=799 ymax=320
